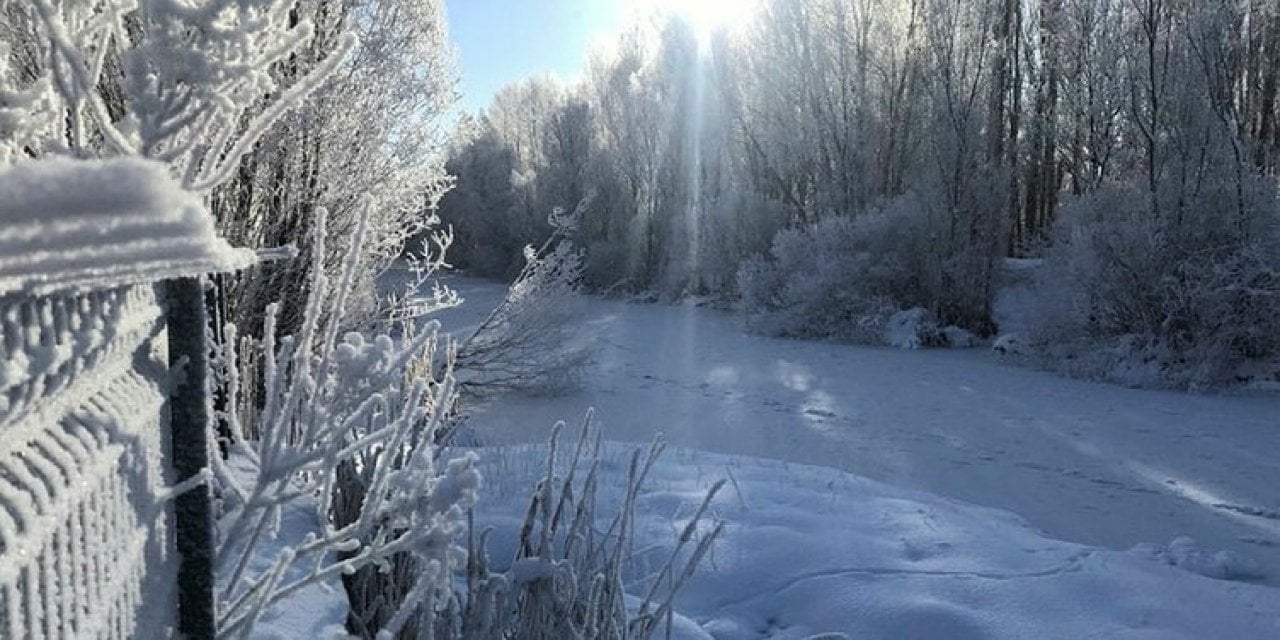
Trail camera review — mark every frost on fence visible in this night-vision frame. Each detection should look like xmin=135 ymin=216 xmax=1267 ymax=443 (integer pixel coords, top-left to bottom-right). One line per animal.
xmin=0 ymin=157 xmax=255 ymax=638
xmin=0 ymin=285 xmax=172 ymax=639
xmin=0 ymin=158 xmax=255 ymax=297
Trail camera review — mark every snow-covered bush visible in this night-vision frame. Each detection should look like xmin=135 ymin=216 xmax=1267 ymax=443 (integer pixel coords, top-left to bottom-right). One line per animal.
xmin=212 ymin=208 xmax=477 ymax=639
xmin=739 ymin=190 xmax=1002 ymax=344
xmin=880 ymin=308 xmax=979 ymax=350
xmin=883 ymin=308 xmax=941 ymax=350
xmin=739 ymin=213 xmax=900 ymax=342
xmin=993 ymin=333 xmax=1030 ymax=357
xmin=461 ymin=420 xmax=725 ymax=639
xmin=1023 ymin=181 xmax=1280 ymax=388
xmin=456 ymin=209 xmax=594 ymax=396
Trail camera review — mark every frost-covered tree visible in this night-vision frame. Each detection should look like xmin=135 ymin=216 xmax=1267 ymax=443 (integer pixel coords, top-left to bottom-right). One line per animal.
xmin=0 ymin=0 xmax=352 ymax=181
xmin=208 ymin=0 xmax=458 ymax=337
xmin=434 ymin=0 xmax=1280 ymax=380
xmin=440 ymin=77 xmax=568 ymax=280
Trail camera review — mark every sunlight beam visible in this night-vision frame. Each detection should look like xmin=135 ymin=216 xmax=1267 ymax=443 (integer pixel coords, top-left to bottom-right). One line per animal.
xmin=635 ymin=0 xmax=761 ymax=42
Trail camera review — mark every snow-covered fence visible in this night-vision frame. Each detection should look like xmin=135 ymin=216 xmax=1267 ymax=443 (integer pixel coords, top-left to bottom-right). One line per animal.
xmin=0 ymin=158 xmax=255 ymax=639
xmin=0 ymin=284 xmax=176 ymax=638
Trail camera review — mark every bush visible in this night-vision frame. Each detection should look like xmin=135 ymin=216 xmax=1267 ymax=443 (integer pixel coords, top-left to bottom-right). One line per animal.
xmin=213 ymin=208 xmax=475 ymax=639
xmin=738 ymin=189 xmax=1002 ymax=343
xmin=219 ymin=208 xmax=721 ymax=639
xmin=456 ymin=231 xmax=594 ymax=396
xmin=459 ymin=422 xmax=725 ymax=640
xmin=1024 ymin=181 xmax=1280 ymax=389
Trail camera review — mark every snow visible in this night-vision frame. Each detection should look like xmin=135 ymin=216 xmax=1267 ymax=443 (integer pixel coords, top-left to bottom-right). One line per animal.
xmin=1135 ymin=536 xmax=1264 ymax=581
xmin=218 ymin=457 xmax=351 ymax=640
xmin=433 ymin=276 xmax=1280 ymax=629
xmin=992 ymin=333 xmax=1029 ymax=356
xmin=471 ymin=443 xmax=1280 ymax=639
xmin=884 ymin=307 xmax=933 ymax=350
xmin=0 ymin=157 xmax=256 ymax=296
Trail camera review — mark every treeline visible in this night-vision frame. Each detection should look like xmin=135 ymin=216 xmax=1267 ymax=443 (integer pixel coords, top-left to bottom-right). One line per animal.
xmin=441 ymin=0 xmax=1280 ymax=388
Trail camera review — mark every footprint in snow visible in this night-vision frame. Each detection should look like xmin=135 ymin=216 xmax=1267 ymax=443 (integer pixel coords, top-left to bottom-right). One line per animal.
xmin=804 ymin=408 xmax=838 ymax=419
xmin=1214 ymin=503 xmax=1280 ymax=521
xmin=1240 ymin=537 xmax=1278 ymax=548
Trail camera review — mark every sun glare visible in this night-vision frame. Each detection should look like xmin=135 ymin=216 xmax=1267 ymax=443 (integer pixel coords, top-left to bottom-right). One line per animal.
xmin=638 ymin=0 xmax=761 ymax=41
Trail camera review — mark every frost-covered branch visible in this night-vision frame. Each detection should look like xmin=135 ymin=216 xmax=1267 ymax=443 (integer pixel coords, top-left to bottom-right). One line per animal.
xmin=456 ymin=201 xmax=595 ymax=396
xmin=2 ymin=0 xmax=353 ymax=193
xmin=212 ymin=207 xmax=475 ymax=639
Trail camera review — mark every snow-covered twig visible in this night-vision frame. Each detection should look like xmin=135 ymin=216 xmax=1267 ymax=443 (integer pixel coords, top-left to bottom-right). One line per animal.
xmin=213 ymin=206 xmax=476 ymax=639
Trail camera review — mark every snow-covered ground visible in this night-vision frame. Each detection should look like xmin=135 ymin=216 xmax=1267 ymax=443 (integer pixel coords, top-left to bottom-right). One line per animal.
xmin=223 ymin=459 xmax=351 ymax=640
xmin=474 ymin=443 xmax=1280 ymax=639
xmin=434 ymin=275 xmax=1280 ymax=636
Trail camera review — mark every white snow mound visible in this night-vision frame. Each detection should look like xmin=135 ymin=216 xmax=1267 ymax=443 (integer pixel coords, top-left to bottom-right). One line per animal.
xmin=884 ymin=307 xmax=936 ymax=350
xmin=993 ymin=333 xmax=1028 ymax=355
xmin=1136 ymin=536 xmax=1266 ymax=581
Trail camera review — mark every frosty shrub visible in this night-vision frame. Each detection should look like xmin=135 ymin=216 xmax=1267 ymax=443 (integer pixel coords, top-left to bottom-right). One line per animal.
xmin=218 ymin=206 xmax=717 ymax=638
xmin=739 ymin=189 xmax=1002 ymax=344
xmin=460 ymin=419 xmax=725 ymax=640
xmin=331 ymin=411 xmax=726 ymax=640
xmin=456 ymin=207 xmax=594 ymax=396
xmin=212 ymin=207 xmax=476 ymax=639
xmin=695 ymin=190 xmax=786 ymax=296
xmin=1024 ymin=181 xmax=1280 ymax=388
xmin=737 ymin=216 xmax=898 ymax=343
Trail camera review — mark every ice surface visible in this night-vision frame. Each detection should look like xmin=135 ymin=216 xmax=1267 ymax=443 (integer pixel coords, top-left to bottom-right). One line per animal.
xmin=446 ymin=276 xmax=1280 ymax=590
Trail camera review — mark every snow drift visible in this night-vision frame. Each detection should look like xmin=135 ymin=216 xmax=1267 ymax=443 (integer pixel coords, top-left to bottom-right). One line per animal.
xmin=473 ymin=445 xmax=1280 ymax=639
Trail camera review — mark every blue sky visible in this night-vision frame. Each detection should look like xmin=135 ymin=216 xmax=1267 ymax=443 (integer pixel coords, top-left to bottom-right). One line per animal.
xmin=446 ymin=0 xmax=627 ymax=115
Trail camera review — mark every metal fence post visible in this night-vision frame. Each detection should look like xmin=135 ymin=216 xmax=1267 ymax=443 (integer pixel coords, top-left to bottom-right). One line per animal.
xmin=166 ymin=276 xmax=216 ymax=639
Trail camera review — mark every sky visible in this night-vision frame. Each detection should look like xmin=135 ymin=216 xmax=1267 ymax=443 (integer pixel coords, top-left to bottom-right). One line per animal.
xmin=445 ymin=0 xmax=627 ymax=115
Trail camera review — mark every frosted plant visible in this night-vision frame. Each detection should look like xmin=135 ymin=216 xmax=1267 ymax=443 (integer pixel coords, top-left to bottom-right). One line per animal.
xmin=211 ymin=204 xmax=474 ymax=639
xmin=0 ymin=0 xmax=353 ymax=187
xmin=1023 ymin=181 xmax=1280 ymax=389
xmin=456 ymin=200 xmax=595 ymax=396
xmin=213 ymin=207 xmax=722 ymax=639
xmin=460 ymin=418 xmax=726 ymax=640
